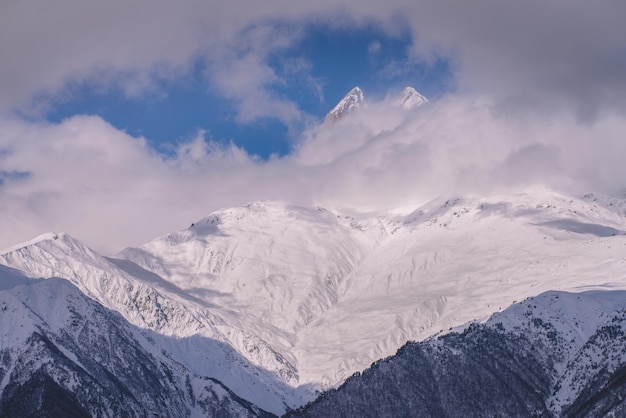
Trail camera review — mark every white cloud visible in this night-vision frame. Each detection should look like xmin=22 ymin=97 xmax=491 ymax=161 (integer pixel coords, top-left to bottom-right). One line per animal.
xmin=0 ymin=1 xmax=392 ymax=121
xmin=368 ymin=41 xmax=382 ymax=56
xmin=2 ymin=95 xmax=626 ymax=253
xmin=3 ymin=1 xmax=625 ymax=118
xmin=1 ymin=1 xmax=626 ymax=252
xmin=206 ymin=24 xmax=306 ymax=124
xmin=401 ymin=1 xmax=626 ymax=117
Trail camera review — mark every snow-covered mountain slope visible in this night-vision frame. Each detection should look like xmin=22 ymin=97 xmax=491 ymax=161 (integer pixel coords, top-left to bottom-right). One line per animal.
xmin=324 ymin=87 xmax=365 ymax=122
xmin=118 ymin=190 xmax=626 ymax=389
xmin=491 ymin=290 xmax=626 ymax=416
xmin=396 ymin=86 xmax=427 ymax=109
xmin=2 ymin=189 xmax=626 ymax=414
xmin=296 ymin=190 xmax=626 ymax=384
xmin=0 ymin=276 xmax=274 ymax=417
xmin=0 ymin=232 xmax=298 ymax=415
xmin=291 ymin=290 xmax=626 ymax=417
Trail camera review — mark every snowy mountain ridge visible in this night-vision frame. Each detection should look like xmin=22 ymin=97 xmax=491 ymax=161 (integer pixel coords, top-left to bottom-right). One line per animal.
xmin=2 ymin=189 xmax=626 ymax=415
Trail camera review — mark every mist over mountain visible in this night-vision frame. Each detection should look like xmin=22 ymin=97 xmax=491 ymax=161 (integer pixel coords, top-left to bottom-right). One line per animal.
xmin=3 ymin=86 xmax=626 ymax=254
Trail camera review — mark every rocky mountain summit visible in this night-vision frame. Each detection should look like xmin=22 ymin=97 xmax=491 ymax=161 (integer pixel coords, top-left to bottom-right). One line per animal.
xmin=325 ymin=86 xmax=427 ymax=122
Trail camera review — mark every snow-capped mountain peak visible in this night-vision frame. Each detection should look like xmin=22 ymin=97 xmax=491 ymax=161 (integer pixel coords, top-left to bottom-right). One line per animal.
xmin=325 ymin=86 xmax=365 ymax=122
xmin=323 ymin=86 xmax=426 ymax=123
xmin=396 ymin=86 xmax=427 ymax=109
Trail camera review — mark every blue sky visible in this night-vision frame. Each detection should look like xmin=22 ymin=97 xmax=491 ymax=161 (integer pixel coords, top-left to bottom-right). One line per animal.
xmin=43 ymin=24 xmax=452 ymax=158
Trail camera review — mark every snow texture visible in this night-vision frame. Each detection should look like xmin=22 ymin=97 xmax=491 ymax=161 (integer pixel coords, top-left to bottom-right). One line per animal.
xmin=2 ymin=189 xmax=626 ymax=415
xmin=0 ymin=277 xmax=274 ymax=417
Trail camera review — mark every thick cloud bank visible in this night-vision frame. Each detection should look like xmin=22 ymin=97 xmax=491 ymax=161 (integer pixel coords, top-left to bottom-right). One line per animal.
xmin=1 ymin=1 xmax=626 ymax=251
xmin=1 ymin=96 xmax=625 ymax=252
